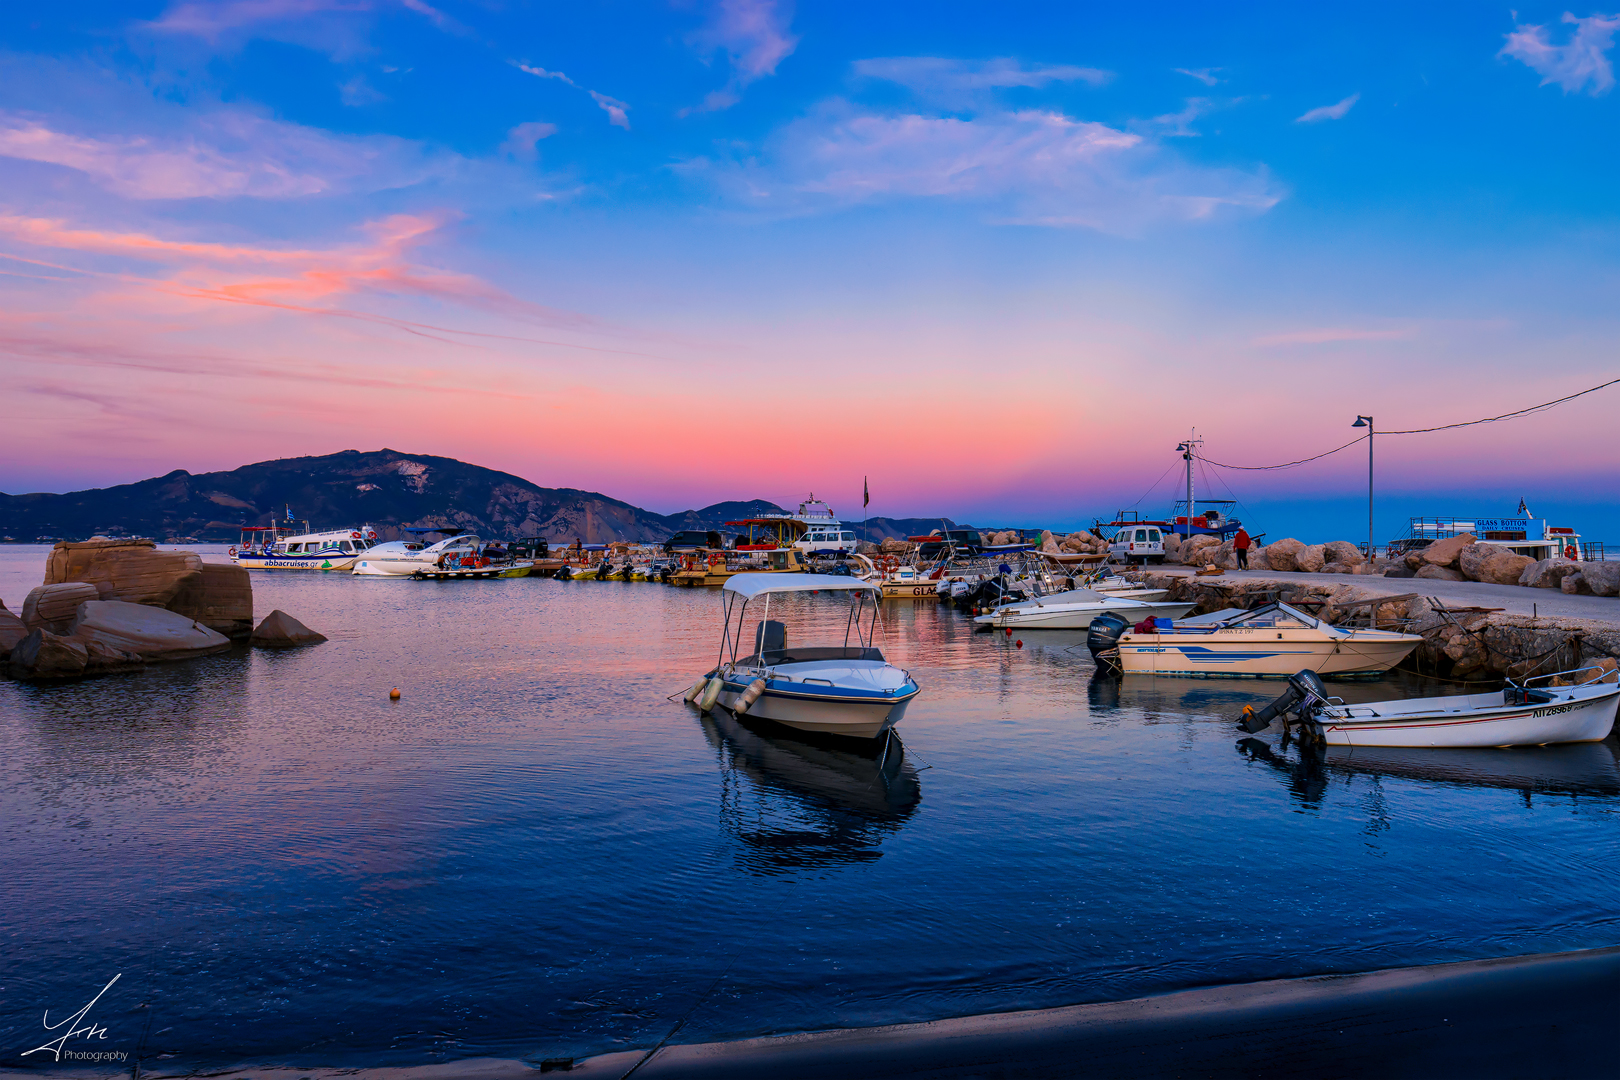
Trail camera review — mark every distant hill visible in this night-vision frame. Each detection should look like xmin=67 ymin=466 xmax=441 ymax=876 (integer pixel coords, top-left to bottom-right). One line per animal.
xmin=856 ymin=516 xmax=961 ymax=542
xmin=0 ymin=450 xmax=793 ymax=544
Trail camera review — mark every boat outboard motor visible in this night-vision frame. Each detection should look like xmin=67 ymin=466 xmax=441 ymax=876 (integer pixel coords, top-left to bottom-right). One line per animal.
xmin=1239 ymin=669 xmax=1330 ymax=734
xmin=1087 ymin=612 xmax=1130 ymax=661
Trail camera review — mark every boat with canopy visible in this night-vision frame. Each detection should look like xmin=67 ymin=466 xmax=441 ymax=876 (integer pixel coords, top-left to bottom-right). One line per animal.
xmin=687 ymin=573 xmax=920 ymax=741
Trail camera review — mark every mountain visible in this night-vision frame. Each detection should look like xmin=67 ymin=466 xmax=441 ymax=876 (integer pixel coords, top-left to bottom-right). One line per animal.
xmin=856 ymin=516 xmax=961 ymax=542
xmin=0 ymin=450 xmax=793 ymax=545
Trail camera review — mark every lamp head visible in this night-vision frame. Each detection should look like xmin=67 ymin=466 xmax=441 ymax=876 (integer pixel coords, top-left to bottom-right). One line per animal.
xmin=1351 ymin=415 xmax=1369 ymax=428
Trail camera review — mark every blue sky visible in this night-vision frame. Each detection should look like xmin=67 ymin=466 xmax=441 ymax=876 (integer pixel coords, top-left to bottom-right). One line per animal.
xmin=0 ymin=2 xmax=1616 ymax=543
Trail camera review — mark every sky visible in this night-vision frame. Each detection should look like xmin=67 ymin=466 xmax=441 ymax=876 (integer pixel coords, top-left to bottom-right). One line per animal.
xmin=0 ymin=1 xmax=1617 ymax=543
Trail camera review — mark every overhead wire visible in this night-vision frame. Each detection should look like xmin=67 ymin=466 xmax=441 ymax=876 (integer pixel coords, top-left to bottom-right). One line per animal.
xmin=1197 ymin=376 xmax=1619 ymax=471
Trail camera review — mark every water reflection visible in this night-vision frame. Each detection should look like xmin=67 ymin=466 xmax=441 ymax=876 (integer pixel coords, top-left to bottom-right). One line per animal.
xmin=700 ymin=709 xmax=920 ymax=875
xmin=1238 ymin=734 xmax=1620 ymax=807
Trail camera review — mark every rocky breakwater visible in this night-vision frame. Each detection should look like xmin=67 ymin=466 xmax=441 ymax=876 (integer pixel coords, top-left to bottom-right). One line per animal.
xmin=1131 ymin=569 xmax=1620 ymax=682
xmin=3 ymin=540 xmax=325 ymax=682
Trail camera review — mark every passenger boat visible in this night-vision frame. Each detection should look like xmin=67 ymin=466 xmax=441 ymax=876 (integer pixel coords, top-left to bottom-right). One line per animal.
xmin=233 ymin=524 xmax=380 ymax=571
xmin=1241 ymin=666 xmax=1620 ymax=748
xmin=975 ymin=588 xmax=1196 ymax=630
xmin=1394 ymin=502 xmax=1593 ymax=562
xmin=849 ymin=554 xmax=943 ymax=599
xmin=688 ymin=573 xmax=921 ymax=741
xmin=671 ymin=547 xmax=811 ymax=587
xmin=1089 ymin=602 xmax=1422 ymax=677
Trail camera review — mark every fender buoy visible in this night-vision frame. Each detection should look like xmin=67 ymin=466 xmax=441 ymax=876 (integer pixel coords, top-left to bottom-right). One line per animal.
xmin=735 ymin=677 xmax=768 ymax=715
xmin=697 ymin=675 xmax=724 ymax=712
xmin=683 ymin=676 xmax=708 ymax=704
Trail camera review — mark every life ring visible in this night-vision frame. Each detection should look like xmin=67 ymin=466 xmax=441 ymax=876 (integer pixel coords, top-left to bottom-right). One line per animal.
xmin=879 ymin=555 xmax=900 ymax=571
xmin=228 ymin=547 xmax=238 ymax=557
xmin=1565 ymin=545 xmax=1578 ymax=561
xmin=351 ymin=531 xmax=362 ymax=539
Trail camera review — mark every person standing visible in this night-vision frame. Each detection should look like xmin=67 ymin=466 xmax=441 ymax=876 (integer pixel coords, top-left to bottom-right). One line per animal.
xmin=1233 ymin=527 xmax=1252 ymax=569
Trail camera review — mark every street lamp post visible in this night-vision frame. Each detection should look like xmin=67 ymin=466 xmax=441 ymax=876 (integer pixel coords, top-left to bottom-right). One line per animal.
xmin=1352 ymin=415 xmax=1373 ymax=559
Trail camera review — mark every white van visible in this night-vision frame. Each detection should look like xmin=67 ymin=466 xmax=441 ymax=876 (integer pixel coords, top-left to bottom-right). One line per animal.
xmin=1108 ymin=524 xmax=1165 ymax=564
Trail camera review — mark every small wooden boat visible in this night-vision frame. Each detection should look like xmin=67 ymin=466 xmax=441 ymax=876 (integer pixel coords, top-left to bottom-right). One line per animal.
xmin=1241 ymin=666 xmax=1620 ymax=748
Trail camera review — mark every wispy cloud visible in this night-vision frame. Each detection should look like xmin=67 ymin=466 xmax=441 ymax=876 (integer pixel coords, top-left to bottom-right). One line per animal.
xmin=0 ymin=110 xmax=454 ymax=199
xmin=1295 ymin=92 xmax=1360 ymax=123
xmin=147 ymin=0 xmax=464 ymax=51
xmin=500 ymin=121 xmax=557 ymax=162
xmin=691 ymin=103 xmax=1281 ymax=233
xmin=1175 ymin=67 xmax=1220 ymax=86
xmin=854 ymin=57 xmax=1110 ymax=107
xmin=685 ymin=0 xmax=799 ymax=112
xmin=513 ymin=63 xmax=631 ymax=129
xmin=339 ymin=74 xmax=387 ymax=106
xmin=1252 ymin=327 xmax=1415 ymax=347
xmin=1148 ymin=97 xmax=1215 ymax=137
xmin=1501 ymin=12 xmax=1620 ymax=96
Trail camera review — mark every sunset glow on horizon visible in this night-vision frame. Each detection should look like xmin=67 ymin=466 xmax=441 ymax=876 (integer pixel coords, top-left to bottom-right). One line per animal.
xmin=2 ymin=3 xmax=1618 ymax=540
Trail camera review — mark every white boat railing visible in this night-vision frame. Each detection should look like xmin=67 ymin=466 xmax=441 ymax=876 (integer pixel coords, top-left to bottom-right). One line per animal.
xmin=1516 ymin=664 xmax=1615 ymax=689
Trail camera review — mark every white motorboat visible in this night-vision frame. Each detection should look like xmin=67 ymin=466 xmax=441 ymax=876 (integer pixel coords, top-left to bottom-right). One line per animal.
xmin=232 ymin=524 xmax=380 ymax=571
xmin=354 ymin=529 xmax=481 ymax=576
xmin=1241 ymin=666 xmax=1620 ymax=748
xmin=1089 ymin=602 xmax=1422 ymax=677
xmin=688 ymin=573 xmax=920 ymax=741
xmin=974 ymin=588 xmax=1196 ymax=630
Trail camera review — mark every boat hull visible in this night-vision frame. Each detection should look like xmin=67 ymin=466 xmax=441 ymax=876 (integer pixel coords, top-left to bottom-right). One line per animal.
xmin=718 ymin=681 xmax=918 ymax=740
xmin=235 ymin=554 xmax=359 ymax=571
xmin=981 ymin=600 xmax=1196 ymax=630
xmin=1320 ymin=686 xmax=1620 ymax=748
xmin=881 ymin=581 xmax=941 ymax=599
xmin=1119 ymin=632 xmax=1419 ymax=677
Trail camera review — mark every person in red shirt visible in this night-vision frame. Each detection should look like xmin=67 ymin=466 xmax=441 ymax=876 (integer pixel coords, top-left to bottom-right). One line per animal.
xmin=1233 ymin=527 xmax=1252 ymax=569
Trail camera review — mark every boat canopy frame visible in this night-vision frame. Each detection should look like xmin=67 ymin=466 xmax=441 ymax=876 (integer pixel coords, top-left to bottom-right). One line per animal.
xmin=717 ymin=574 xmax=882 ymax=670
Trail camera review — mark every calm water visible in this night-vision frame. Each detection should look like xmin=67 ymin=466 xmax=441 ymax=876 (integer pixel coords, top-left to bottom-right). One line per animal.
xmin=2 ymin=546 xmax=1618 ymax=1069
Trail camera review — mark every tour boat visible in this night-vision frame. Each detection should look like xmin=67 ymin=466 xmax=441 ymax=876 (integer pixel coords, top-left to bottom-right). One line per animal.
xmin=1242 ymin=666 xmax=1620 ymax=748
xmin=1089 ymin=602 xmax=1422 ymax=677
xmin=232 ymin=525 xmax=380 ymax=571
xmin=975 ymin=588 xmax=1196 ymax=631
xmin=688 ymin=573 xmax=921 ymax=741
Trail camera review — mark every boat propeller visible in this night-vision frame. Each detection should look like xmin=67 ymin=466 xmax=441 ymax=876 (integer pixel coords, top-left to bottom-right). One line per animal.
xmin=1239 ymin=669 xmax=1329 ymax=735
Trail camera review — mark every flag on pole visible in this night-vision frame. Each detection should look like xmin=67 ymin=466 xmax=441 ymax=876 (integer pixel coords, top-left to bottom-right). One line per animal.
xmin=863 ymin=477 xmax=869 ymax=509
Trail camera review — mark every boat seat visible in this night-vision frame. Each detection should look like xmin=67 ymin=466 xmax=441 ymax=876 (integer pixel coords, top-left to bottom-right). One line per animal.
xmin=754 ymin=620 xmax=786 ymax=655
xmin=1503 ymin=687 xmax=1555 ymax=706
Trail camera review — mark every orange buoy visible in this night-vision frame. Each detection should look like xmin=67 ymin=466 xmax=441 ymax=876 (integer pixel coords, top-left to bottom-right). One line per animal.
xmin=389 ymin=688 xmax=401 ymax=700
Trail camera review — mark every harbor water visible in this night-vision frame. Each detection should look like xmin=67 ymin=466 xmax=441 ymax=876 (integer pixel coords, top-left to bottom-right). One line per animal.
xmin=2 ymin=546 xmax=1617 ymax=1069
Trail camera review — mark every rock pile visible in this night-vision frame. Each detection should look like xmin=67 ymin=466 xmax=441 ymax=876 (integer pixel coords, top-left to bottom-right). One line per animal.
xmin=43 ymin=538 xmax=253 ymax=638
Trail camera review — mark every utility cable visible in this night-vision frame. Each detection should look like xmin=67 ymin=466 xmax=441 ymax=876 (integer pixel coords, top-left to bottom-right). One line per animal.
xmin=1198 ymin=376 xmax=1620 ymax=471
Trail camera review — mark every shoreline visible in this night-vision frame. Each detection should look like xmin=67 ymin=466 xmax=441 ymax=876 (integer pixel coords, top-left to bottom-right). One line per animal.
xmin=9 ymin=945 xmax=1617 ymax=1079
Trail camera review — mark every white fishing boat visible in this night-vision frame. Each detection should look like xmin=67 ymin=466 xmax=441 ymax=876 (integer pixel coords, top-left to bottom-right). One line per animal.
xmin=975 ymin=588 xmax=1196 ymax=631
xmin=687 ymin=573 xmax=920 ymax=741
xmin=232 ymin=525 xmax=380 ymax=571
xmin=1241 ymin=667 xmax=1620 ymax=748
xmin=1089 ymin=602 xmax=1422 ymax=677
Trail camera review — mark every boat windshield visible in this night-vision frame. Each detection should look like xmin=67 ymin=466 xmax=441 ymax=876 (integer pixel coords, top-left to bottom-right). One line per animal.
xmin=736 ymin=646 xmax=885 ymax=667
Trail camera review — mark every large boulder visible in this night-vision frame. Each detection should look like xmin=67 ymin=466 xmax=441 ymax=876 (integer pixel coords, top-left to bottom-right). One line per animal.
xmin=1323 ymin=541 xmax=1365 ymax=566
xmin=1458 ymin=543 xmax=1508 ymax=582
xmin=1161 ymin=533 xmax=1183 ymax=557
xmin=1561 ymin=572 xmax=1592 ymax=595
xmin=1321 ymin=562 xmax=1357 ymax=575
xmin=250 ymin=610 xmax=328 ymax=648
xmin=1578 ymin=561 xmax=1620 ymax=598
xmin=8 ymin=629 xmax=88 ymax=680
xmin=45 ymin=539 xmax=202 ymax=606
xmin=1247 ymin=545 xmax=1273 ymax=571
xmin=21 ymin=583 xmax=102 ymax=633
xmin=168 ymin=562 xmax=254 ymax=639
xmin=1519 ymin=557 xmax=1581 ymax=590
xmin=0 ymin=602 xmax=27 ymax=659
xmin=78 ymin=638 xmax=145 ymax=675
xmin=1422 ymin=532 xmax=1476 ymax=569
xmin=1475 ymin=551 xmax=1533 ymax=586
xmin=69 ymin=600 xmax=231 ymax=662
xmin=1183 ymin=534 xmax=1221 ymax=560
xmin=1296 ymin=544 xmax=1328 ymax=573
xmin=1265 ymin=538 xmax=1306 ymax=572
xmin=1062 ymin=531 xmax=1098 ymax=553
xmin=879 ymin=537 xmax=910 ymax=554
xmin=1415 ymin=564 xmax=1465 ymax=581
xmin=1041 ymin=534 xmax=1061 ymax=554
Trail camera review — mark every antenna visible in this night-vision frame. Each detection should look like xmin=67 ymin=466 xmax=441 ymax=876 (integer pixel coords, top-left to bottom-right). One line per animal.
xmin=1175 ymin=429 xmax=1203 ymax=536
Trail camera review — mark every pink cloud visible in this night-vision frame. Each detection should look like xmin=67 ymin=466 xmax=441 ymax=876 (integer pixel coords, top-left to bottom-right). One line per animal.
xmin=0 ymin=111 xmax=454 ymax=199
xmin=685 ymin=0 xmax=798 ymax=112
xmin=1502 ymin=12 xmax=1620 ymax=96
